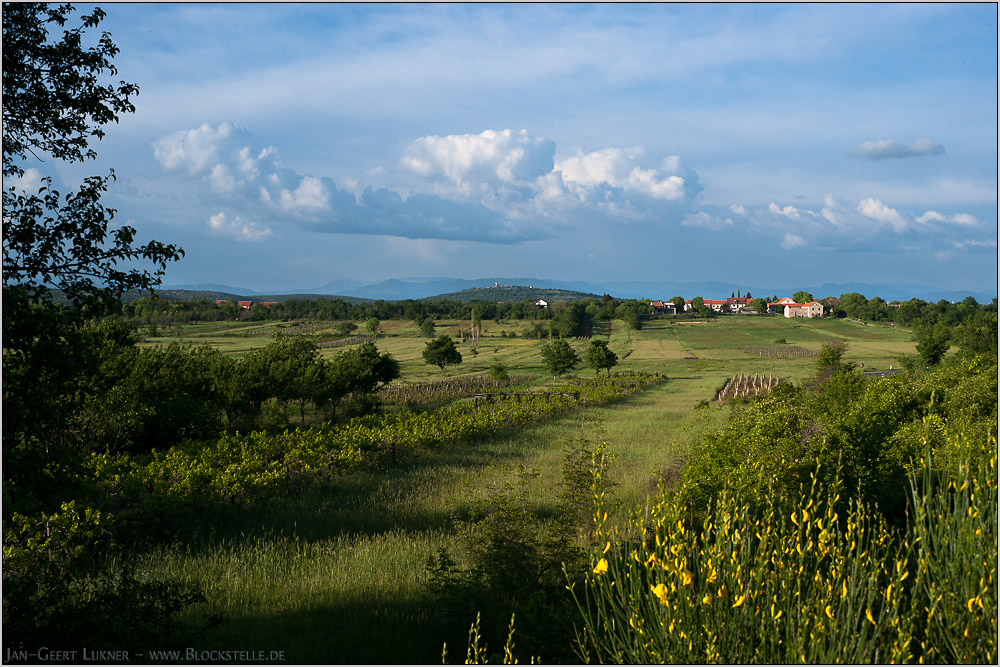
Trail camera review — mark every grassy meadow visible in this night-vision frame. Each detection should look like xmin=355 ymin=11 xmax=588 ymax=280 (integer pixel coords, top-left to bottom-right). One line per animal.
xmin=134 ymin=314 xmax=920 ymax=663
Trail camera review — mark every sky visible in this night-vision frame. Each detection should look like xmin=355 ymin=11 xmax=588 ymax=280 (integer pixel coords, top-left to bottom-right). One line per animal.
xmin=14 ymin=3 xmax=999 ymax=294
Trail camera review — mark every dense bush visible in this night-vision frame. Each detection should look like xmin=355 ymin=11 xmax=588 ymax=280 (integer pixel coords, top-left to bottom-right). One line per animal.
xmin=679 ymin=355 xmax=997 ymax=523
xmin=3 ymin=501 xmax=206 ymax=652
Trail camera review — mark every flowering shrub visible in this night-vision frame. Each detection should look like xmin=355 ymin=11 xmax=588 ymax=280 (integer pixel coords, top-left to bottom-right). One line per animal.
xmin=569 ymin=429 xmax=997 ymax=664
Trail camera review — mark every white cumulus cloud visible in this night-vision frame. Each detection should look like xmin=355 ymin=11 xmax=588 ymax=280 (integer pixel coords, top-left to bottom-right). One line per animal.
xmin=556 ymin=147 xmax=686 ymax=200
xmin=153 ymin=122 xmax=237 ymax=174
xmin=400 ymin=128 xmax=555 ymax=194
xmin=952 ymin=238 xmax=997 ymax=250
xmin=207 ymin=212 xmax=273 ymax=242
xmin=207 ymin=164 xmax=238 ymax=195
xmin=279 ymin=175 xmax=330 ymax=211
xmin=857 ymin=198 xmax=908 ymax=232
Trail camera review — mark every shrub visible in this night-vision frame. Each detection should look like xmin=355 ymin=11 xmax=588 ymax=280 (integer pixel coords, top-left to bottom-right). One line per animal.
xmin=569 ymin=429 xmax=997 ymax=664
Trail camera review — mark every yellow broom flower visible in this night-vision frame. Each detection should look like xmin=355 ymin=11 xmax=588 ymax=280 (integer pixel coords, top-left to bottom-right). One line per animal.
xmin=651 ymin=583 xmax=669 ymax=606
xmin=593 ymin=559 xmax=608 ymax=575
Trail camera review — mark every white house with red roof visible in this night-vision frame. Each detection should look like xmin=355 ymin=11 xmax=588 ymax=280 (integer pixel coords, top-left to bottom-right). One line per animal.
xmin=767 ymin=298 xmax=824 ymax=318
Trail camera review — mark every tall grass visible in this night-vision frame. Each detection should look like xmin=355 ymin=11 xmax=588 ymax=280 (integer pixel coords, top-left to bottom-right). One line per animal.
xmin=134 ymin=529 xmax=449 ymax=662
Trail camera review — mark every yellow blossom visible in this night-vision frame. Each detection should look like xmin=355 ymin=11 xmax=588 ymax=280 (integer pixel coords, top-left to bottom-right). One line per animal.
xmin=732 ymin=595 xmax=745 ymax=608
xmin=593 ymin=559 xmax=608 ymax=575
xmin=825 ymin=605 xmax=834 ymax=620
xmin=651 ymin=583 xmax=669 ymax=606
xmin=866 ymin=608 xmax=876 ymax=625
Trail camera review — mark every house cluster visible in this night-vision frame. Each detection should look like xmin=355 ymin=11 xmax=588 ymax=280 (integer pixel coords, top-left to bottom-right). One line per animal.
xmin=649 ymin=295 xmax=825 ymax=318
xmin=214 ymin=299 xmax=278 ymax=310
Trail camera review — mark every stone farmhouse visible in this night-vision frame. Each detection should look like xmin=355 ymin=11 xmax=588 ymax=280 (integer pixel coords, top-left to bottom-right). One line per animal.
xmin=650 ymin=300 xmax=678 ymax=314
xmin=783 ymin=301 xmax=825 ymax=318
xmin=766 ymin=298 xmax=824 ymax=318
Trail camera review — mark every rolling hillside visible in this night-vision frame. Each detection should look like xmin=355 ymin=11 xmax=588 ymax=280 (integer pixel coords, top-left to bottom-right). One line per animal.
xmin=423 ymin=284 xmax=601 ymax=303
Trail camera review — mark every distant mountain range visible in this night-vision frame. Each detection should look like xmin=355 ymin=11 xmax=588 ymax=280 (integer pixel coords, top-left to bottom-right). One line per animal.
xmin=164 ymin=278 xmax=997 ymax=304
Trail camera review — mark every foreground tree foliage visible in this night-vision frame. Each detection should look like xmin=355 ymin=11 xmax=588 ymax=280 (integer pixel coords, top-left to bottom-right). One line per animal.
xmin=3 ymin=3 xmax=182 ymax=313
xmin=2 ymin=3 xmax=193 ymax=649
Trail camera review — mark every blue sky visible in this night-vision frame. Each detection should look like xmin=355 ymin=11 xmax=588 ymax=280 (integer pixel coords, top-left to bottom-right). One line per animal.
xmin=15 ymin=3 xmax=998 ymax=293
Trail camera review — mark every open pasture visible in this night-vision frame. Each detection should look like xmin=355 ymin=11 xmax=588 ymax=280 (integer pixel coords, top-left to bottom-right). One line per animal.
xmin=138 ymin=313 xmax=918 ymax=394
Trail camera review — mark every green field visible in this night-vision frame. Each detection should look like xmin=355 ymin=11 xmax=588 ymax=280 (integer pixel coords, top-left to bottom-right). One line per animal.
xmin=136 ymin=315 xmax=919 ymax=663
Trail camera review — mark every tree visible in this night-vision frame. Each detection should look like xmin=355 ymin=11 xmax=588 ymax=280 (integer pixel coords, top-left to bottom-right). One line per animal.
xmin=792 ymin=290 xmax=814 ymax=304
xmin=423 ymin=335 xmax=463 ymax=371
xmin=420 ymin=318 xmax=437 ymax=337
xmin=336 ymin=321 xmax=358 ymax=337
xmin=669 ymin=296 xmax=685 ymax=313
xmin=470 ymin=307 xmax=483 ymax=349
xmin=585 ymin=340 xmax=618 ymax=376
xmin=914 ymin=321 xmax=951 ymax=367
xmin=750 ymin=297 xmax=768 ymax=314
xmin=2 ymin=5 xmax=205 ymax=642
xmin=839 ymin=292 xmax=867 ymax=319
xmin=539 ymin=339 xmax=580 ymax=378
xmin=816 ymin=341 xmax=847 ymax=372
xmin=337 ymin=341 xmax=401 ymax=395
xmin=259 ymin=335 xmax=321 ymax=421
xmin=956 ymin=310 xmax=998 ymax=358
xmin=3 ymin=3 xmax=183 ymax=312
xmin=365 ymin=316 xmax=380 ymax=335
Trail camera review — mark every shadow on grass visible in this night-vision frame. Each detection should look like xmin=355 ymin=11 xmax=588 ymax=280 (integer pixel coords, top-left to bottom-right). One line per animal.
xmin=145 ymin=417 xmax=575 ymax=563
xmin=141 ymin=594 xmax=475 ymax=664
